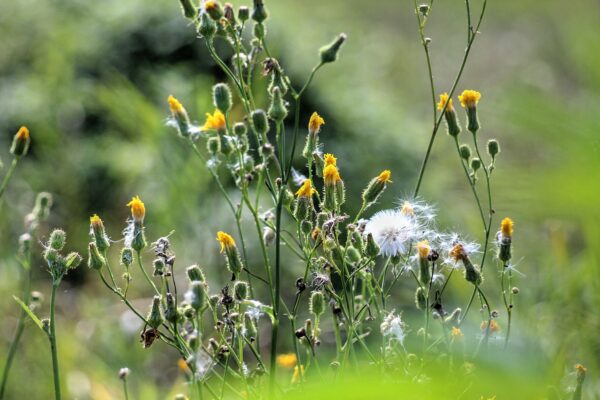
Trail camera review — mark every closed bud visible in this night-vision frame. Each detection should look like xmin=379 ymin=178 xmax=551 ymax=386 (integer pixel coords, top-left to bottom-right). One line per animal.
xmin=263 ymin=227 xmax=275 ymax=246
xmin=415 ymin=287 xmax=427 ymax=310
xmin=118 ymin=367 xmax=130 ymax=380
xmin=213 ymin=83 xmax=232 ymax=113
xmin=418 ymin=4 xmax=430 ymax=16
xmin=365 ymin=233 xmax=380 ymax=258
xmin=238 ymin=6 xmax=250 ymax=22
xmin=223 ymin=3 xmax=236 ymax=24
xmin=207 ymin=136 xmax=221 ymax=156
xmin=418 ymin=257 xmax=431 ymax=286
xmin=187 ymin=264 xmax=206 ymax=282
xmin=362 ymin=170 xmax=392 ymax=206
xmin=131 ymin=224 xmax=147 ymax=252
xmin=459 ymin=144 xmax=471 ymax=160
xmin=183 ymin=305 xmax=196 ymax=320
xmin=198 ymin=12 xmax=217 ymax=38
xmin=260 ymin=143 xmax=274 ymax=158
xmin=320 ymin=33 xmax=347 ymax=64
xmin=234 ymin=281 xmax=249 ymax=301
xmin=511 ymin=287 xmax=519 ymax=294
xmin=346 ymin=246 xmax=361 ymax=263
xmin=33 ymin=192 xmax=53 ymax=220
xmin=153 ymin=258 xmax=165 ymax=276
xmin=187 ymin=282 xmax=208 ymax=311
xmin=268 ymin=87 xmax=287 ymax=122
xmin=463 ymin=257 xmax=483 ymax=286
xmin=233 ymin=122 xmax=247 ymax=136
xmin=178 ymin=0 xmax=197 ymax=19
xmin=147 ymin=296 xmax=164 ymax=329
xmin=87 ymin=242 xmax=106 ymax=270
xmin=10 ymin=126 xmax=31 ymax=157
xmin=204 ymin=0 xmax=223 ymax=20
xmin=309 ymin=291 xmax=325 ymax=317
xmin=18 ymin=233 xmax=32 ymax=257
xmin=66 ymin=252 xmax=83 ymax=269
xmin=470 ymin=157 xmax=481 ymax=171
xmin=165 ymin=293 xmax=179 ymax=324
xmin=253 ymin=23 xmax=266 ymax=40
xmin=121 ymin=247 xmax=133 ymax=267
xmin=90 ymin=214 xmax=110 ymax=252
xmin=49 ymin=229 xmax=66 ymax=251
xmin=251 ymin=109 xmax=269 ymax=139
xmin=251 ymin=0 xmax=268 ymax=23
xmin=487 ymin=139 xmax=500 ymax=158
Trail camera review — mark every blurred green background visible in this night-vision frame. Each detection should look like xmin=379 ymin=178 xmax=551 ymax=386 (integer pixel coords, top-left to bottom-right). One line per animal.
xmin=1 ymin=0 xmax=599 ymax=398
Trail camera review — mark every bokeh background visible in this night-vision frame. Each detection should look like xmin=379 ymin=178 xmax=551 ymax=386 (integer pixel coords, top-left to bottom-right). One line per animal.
xmin=1 ymin=0 xmax=599 ymax=398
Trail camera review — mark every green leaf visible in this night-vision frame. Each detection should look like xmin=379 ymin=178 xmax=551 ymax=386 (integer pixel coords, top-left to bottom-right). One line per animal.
xmin=13 ymin=296 xmax=44 ymax=332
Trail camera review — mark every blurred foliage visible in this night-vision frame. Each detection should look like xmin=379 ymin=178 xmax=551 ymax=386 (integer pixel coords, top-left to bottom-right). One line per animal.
xmin=1 ymin=0 xmax=600 ymax=398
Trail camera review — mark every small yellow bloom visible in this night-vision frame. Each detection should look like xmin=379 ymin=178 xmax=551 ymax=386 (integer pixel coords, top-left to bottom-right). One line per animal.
xmin=203 ymin=109 xmax=226 ymax=131
xmin=291 ymin=364 xmax=305 ymax=384
xmin=295 ymin=179 xmax=316 ymax=198
xmin=437 ymin=93 xmax=454 ymax=112
xmin=308 ymin=112 xmax=325 ymax=133
xmin=500 ymin=217 xmax=514 ymax=237
xmin=90 ymin=214 xmax=103 ymax=228
xmin=204 ymin=0 xmax=217 ymax=10
xmin=323 ymin=164 xmax=341 ymax=185
xmin=324 ymin=153 xmax=337 ymax=167
xmin=178 ymin=358 xmax=190 ymax=372
xmin=451 ymin=326 xmax=464 ymax=340
xmin=376 ymin=170 xmax=392 ymax=183
xmin=16 ymin=126 xmax=30 ymax=140
xmin=416 ymin=240 xmax=430 ymax=259
xmin=449 ymin=243 xmax=466 ymax=262
xmin=126 ymin=196 xmax=145 ymax=222
xmin=401 ymin=201 xmax=414 ymax=216
xmin=480 ymin=319 xmax=500 ymax=333
xmin=168 ymin=95 xmax=185 ymax=115
xmin=276 ymin=353 xmax=297 ymax=369
xmin=458 ymin=90 xmax=481 ymax=109
xmin=216 ymin=231 xmax=236 ymax=253
xmin=575 ymin=364 xmax=587 ymax=377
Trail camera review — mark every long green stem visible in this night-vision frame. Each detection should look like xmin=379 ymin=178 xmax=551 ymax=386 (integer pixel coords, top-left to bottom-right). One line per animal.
xmin=49 ymin=282 xmax=62 ymax=400
xmin=0 ymin=158 xmax=19 ymax=200
xmin=136 ymin=251 xmax=159 ymax=295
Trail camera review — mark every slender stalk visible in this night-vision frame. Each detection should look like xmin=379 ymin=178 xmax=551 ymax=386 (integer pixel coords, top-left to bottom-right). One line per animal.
xmin=122 ymin=377 xmax=130 ymax=400
xmin=49 ymin=281 xmax=62 ymax=400
xmin=0 ymin=158 xmax=19 ymax=200
xmin=136 ymin=251 xmax=159 ymax=296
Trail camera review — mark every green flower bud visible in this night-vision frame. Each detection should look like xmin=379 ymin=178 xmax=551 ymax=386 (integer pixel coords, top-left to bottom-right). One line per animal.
xmin=188 ymin=282 xmax=208 ymax=311
xmin=251 ymin=109 xmax=269 ymax=139
xmin=121 ymin=247 xmax=133 ymax=267
xmin=87 ymin=242 xmax=106 ymax=271
xmin=187 ymin=265 xmax=206 ymax=282
xmin=33 ymin=192 xmax=53 ymax=220
xmin=418 ymin=257 xmax=431 ymax=286
xmin=365 ymin=233 xmax=380 ymax=258
xmin=444 ymin=109 xmax=461 ymax=137
xmin=251 ymin=0 xmax=268 ymax=23
xmin=470 ymin=157 xmax=481 ymax=171
xmin=362 ymin=171 xmax=392 ymax=206
xmin=131 ymin=223 xmax=146 ymax=252
xmin=153 ymin=258 xmax=165 ymax=276
xmin=178 ymin=0 xmax=197 ymax=19
xmin=10 ymin=127 xmax=31 ymax=158
xmin=147 ymin=296 xmax=164 ymax=329
xmin=346 ymin=246 xmax=361 ymax=263
xmin=44 ymin=248 xmax=59 ymax=264
xmin=463 ymin=257 xmax=482 ymax=286
xmin=207 ymin=136 xmax=221 ymax=156
xmin=204 ymin=0 xmax=223 ymax=20
xmin=487 ymin=139 xmax=500 ymax=158
xmin=49 ymin=229 xmax=66 ymax=251
xmin=234 ymin=281 xmax=249 ymax=301
xmin=233 ymin=122 xmax=247 ymax=136
xmin=213 ymin=83 xmax=232 ymax=113
xmin=301 ymin=220 xmax=313 ymax=236
xmin=459 ymin=144 xmax=471 ymax=160
xmin=223 ymin=3 xmax=236 ymax=25
xmin=268 ymin=87 xmax=287 ymax=122
xmin=198 ymin=12 xmax=217 ymax=38
xmin=66 ymin=252 xmax=83 ymax=269
xmin=309 ymin=291 xmax=325 ymax=317
xmin=320 ymin=33 xmax=347 ymax=64
xmin=90 ymin=215 xmax=110 ymax=252
xmin=165 ymin=293 xmax=179 ymax=324
xmin=238 ymin=6 xmax=249 ymax=22
xmin=253 ymin=22 xmax=266 ymax=40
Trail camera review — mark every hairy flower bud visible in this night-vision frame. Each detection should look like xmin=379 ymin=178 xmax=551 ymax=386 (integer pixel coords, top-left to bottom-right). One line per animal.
xmin=268 ymin=87 xmax=287 ymax=122
xmin=121 ymin=247 xmax=133 ymax=267
xmin=198 ymin=11 xmax=217 ymax=38
xmin=178 ymin=0 xmax=197 ymax=19
xmin=10 ymin=126 xmax=31 ymax=157
xmin=251 ymin=109 xmax=269 ymax=140
xmin=251 ymin=0 xmax=268 ymax=23
xmin=147 ymin=296 xmax=164 ymax=329
xmin=90 ymin=214 xmax=110 ymax=252
xmin=213 ymin=83 xmax=232 ymax=113
xmin=49 ymin=229 xmax=66 ymax=251
xmin=309 ymin=291 xmax=325 ymax=317
xmin=415 ymin=287 xmax=427 ymax=310
xmin=234 ymin=281 xmax=249 ymax=301
xmin=459 ymin=144 xmax=471 ymax=160
xmin=320 ymin=33 xmax=347 ymax=64
xmin=187 ymin=265 xmax=206 ymax=282
xmin=238 ymin=6 xmax=249 ymax=22
xmin=87 ymin=242 xmax=106 ymax=270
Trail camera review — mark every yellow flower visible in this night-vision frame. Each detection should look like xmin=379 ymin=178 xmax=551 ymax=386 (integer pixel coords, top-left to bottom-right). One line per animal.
xmin=16 ymin=126 xmax=30 ymax=140
xmin=291 ymin=365 xmax=305 ymax=384
xmin=323 ymin=165 xmax=341 ymax=185
xmin=500 ymin=217 xmax=514 ymax=237
xmin=324 ymin=153 xmax=337 ymax=167
xmin=400 ymin=201 xmax=414 ymax=216
xmin=90 ymin=214 xmax=103 ymax=228
xmin=480 ymin=319 xmax=500 ymax=333
xmin=178 ymin=358 xmax=190 ymax=372
xmin=276 ymin=353 xmax=297 ymax=369
xmin=575 ymin=364 xmax=587 ymax=378
xmin=295 ymin=179 xmax=316 ymax=198
xmin=376 ymin=170 xmax=392 ymax=183
xmin=168 ymin=95 xmax=185 ymax=115
xmin=437 ymin=93 xmax=454 ymax=112
xmin=458 ymin=90 xmax=481 ymax=108
xmin=451 ymin=326 xmax=464 ymax=340
xmin=416 ymin=241 xmax=430 ymax=259
xmin=449 ymin=243 xmax=466 ymax=262
xmin=308 ymin=111 xmax=325 ymax=133
xmin=204 ymin=0 xmax=217 ymax=10
xmin=126 ymin=196 xmax=145 ymax=222
xmin=203 ymin=109 xmax=226 ymax=131
xmin=216 ymin=231 xmax=236 ymax=253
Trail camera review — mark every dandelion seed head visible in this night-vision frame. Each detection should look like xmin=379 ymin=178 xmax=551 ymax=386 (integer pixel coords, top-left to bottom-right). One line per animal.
xmin=380 ymin=310 xmax=406 ymax=345
xmin=364 ymin=210 xmax=421 ymax=257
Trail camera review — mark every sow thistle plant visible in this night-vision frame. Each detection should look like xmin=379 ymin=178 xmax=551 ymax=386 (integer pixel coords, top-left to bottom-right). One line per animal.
xmin=0 ymin=1 xmax=590 ymax=400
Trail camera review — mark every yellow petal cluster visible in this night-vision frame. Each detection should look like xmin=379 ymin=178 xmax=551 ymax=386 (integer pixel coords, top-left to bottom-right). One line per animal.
xmin=295 ymin=179 xmax=316 ymax=198
xmin=376 ymin=170 xmax=392 ymax=183
xmin=168 ymin=95 xmax=185 ymax=114
xmin=458 ymin=90 xmax=481 ymax=108
xmin=16 ymin=126 xmax=30 ymax=140
xmin=203 ymin=109 xmax=226 ymax=131
xmin=308 ymin=111 xmax=325 ymax=133
xmin=323 ymin=165 xmax=341 ymax=185
xmin=276 ymin=353 xmax=297 ymax=369
xmin=324 ymin=153 xmax=337 ymax=167
xmin=500 ymin=217 xmax=514 ymax=237
xmin=437 ymin=92 xmax=454 ymax=112
xmin=416 ymin=240 xmax=431 ymax=259
xmin=216 ymin=231 xmax=236 ymax=253
xmin=126 ymin=196 xmax=145 ymax=222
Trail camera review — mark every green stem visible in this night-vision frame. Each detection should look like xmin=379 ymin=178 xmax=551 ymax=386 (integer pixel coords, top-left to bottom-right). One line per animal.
xmin=136 ymin=251 xmax=159 ymax=296
xmin=0 ymin=158 xmax=19 ymax=200
xmin=49 ymin=282 xmax=62 ymax=400
xmin=122 ymin=378 xmax=129 ymax=400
